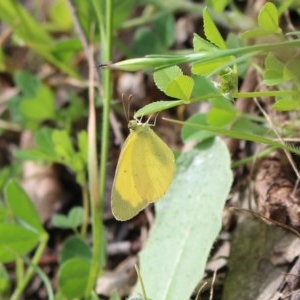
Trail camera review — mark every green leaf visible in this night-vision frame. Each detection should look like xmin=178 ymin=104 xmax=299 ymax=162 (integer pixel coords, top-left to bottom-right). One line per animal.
xmin=203 ymin=7 xmax=227 ymax=49
xmin=154 ymin=66 xmax=183 ymax=93
xmin=5 ymin=180 xmax=44 ymax=233
xmin=207 ymin=106 xmax=236 ymax=126
xmin=52 ymin=214 xmax=71 ymax=229
xmin=131 ymin=28 xmax=162 ymax=56
xmin=156 ymin=12 xmax=175 ymax=48
xmin=58 ymin=258 xmax=90 ymax=298
xmin=191 ymin=56 xmax=232 ymax=76
xmin=0 ymin=224 xmax=40 ymax=263
xmin=13 ymin=149 xmax=58 ymax=162
xmin=52 ymin=206 xmax=83 ymax=230
xmin=193 ymin=33 xmax=216 ymax=52
xmin=135 ymin=138 xmax=232 ymax=299
xmin=263 ymin=53 xmax=293 ymax=86
xmin=273 ymin=97 xmax=300 ymax=111
xmin=49 ymin=0 xmax=73 ymax=31
xmin=59 ymin=236 xmax=92 ymax=264
xmin=231 ymin=119 xmax=268 ymax=135
xmin=134 ymin=100 xmax=185 ymax=118
xmin=181 ymin=114 xmax=216 ymax=142
xmin=52 ymin=130 xmax=75 ymax=160
xmin=14 ymin=71 xmax=41 ymax=97
xmin=166 ymin=75 xmax=194 ymax=99
xmin=206 ymin=0 xmax=229 ymax=12
xmin=207 ymin=97 xmax=237 ymax=126
xmin=19 ymin=85 xmax=55 ymax=121
xmin=285 ymin=58 xmax=300 ymax=83
xmin=192 ymin=75 xmax=218 ymax=97
xmin=242 ymin=2 xmax=282 ymax=38
xmin=258 ymin=2 xmax=281 ymax=33
xmin=0 ymin=167 xmax=12 ymax=191
xmin=0 ymin=265 xmax=10 ymax=294
xmin=35 ymin=128 xmax=57 ymax=156
xmin=0 ymin=206 xmax=7 ymax=223
xmin=68 ymin=207 xmax=84 ymax=228
xmin=131 ymin=12 xmax=175 ymax=56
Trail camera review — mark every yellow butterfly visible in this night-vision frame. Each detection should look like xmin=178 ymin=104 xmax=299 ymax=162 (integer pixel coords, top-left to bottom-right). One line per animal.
xmin=111 ymin=119 xmax=175 ymax=221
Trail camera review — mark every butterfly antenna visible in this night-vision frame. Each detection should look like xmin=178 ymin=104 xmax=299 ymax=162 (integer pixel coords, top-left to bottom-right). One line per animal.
xmin=127 ymin=95 xmax=133 ymax=121
xmin=121 ymin=94 xmax=128 ymax=122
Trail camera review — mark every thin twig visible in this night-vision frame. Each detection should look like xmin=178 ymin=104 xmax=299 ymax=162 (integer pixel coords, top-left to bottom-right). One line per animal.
xmin=230 ymin=207 xmax=300 ymax=238
xmin=253 ymin=97 xmax=300 ymax=191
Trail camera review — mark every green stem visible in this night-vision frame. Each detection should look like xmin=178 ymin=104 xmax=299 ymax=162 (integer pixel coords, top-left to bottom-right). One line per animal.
xmin=80 ymin=183 xmax=89 ymax=238
xmin=11 ymin=233 xmax=49 ymax=300
xmin=99 ymin=0 xmax=113 ymax=216
xmin=164 ymin=118 xmax=300 ymax=156
xmin=85 ymin=0 xmax=113 ymax=296
xmin=135 ymin=265 xmax=148 ymax=300
xmin=236 ymin=90 xmax=299 ymax=98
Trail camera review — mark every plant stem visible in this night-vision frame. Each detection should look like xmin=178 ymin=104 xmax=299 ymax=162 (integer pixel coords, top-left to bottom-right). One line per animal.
xmin=10 ymin=233 xmax=49 ymax=300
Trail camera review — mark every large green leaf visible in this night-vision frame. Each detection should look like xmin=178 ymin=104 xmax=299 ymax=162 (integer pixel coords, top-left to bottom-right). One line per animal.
xmin=135 ymin=137 xmax=232 ymax=300
xmin=154 ymin=66 xmax=183 ymax=93
xmin=58 ymin=257 xmax=91 ymax=298
xmin=0 ymin=224 xmax=40 ymax=263
xmin=5 ymin=180 xmax=44 ymax=233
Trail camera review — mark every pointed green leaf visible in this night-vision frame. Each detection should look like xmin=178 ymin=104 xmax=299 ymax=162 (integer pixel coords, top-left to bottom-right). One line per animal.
xmin=263 ymin=53 xmax=293 ymax=85
xmin=59 ymin=236 xmax=92 ymax=264
xmin=154 ymin=66 xmax=183 ymax=93
xmin=52 ymin=130 xmax=75 ymax=160
xmin=193 ymin=33 xmax=216 ymax=52
xmin=134 ymin=100 xmax=185 ymax=118
xmin=166 ymin=75 xmax=194 ymax=99
xmin=258 ymin=2 xmax=281 ymax=33
xmin=191 ymin=56 xmax=232 ymax=76
xmin=5 ymin=180 xmax=44 ymax=233
xmin=203 ymin=7 xmax=227 ymax=49
xmin=58 ymin=258 xmax=90 ymax=298
xmin=35 ymin=127 xmax=56 ymax=155
xmin=0 ymin=224 xmax=40 ymax=263
xmin=273 ymin=98 xmax=300 ymax=111
xmin=68 ymin=207 xmax=84 ymax=229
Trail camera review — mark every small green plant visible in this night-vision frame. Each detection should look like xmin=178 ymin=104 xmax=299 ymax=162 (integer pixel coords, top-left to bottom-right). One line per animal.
xmin=111 ymin=3 xmax=300 ymax=156
xmin=0 ymin=1 xmax=299 ymax=299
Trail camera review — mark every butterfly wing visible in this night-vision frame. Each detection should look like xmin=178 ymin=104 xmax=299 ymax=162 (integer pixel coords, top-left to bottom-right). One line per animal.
xmin=111 ymin=124 xmax=176 ymax=221
xmin=132 ymin=128 xmax=175 ymax=201
xmin=111 ymin=131 xmax=150 ymax=221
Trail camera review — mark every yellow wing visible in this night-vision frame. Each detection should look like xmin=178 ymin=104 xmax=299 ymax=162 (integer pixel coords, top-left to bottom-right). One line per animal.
xmin=111 ymin=124 xmax=175 ymax=221
xmin=111 ymin=130 xmax=147 ymax=221
xmin=131 ymin=128 xmax=175 ymax=201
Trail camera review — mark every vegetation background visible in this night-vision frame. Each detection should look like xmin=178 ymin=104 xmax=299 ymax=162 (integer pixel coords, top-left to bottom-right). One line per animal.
xmin=1 ymin=0 xmax=300 ymax=299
